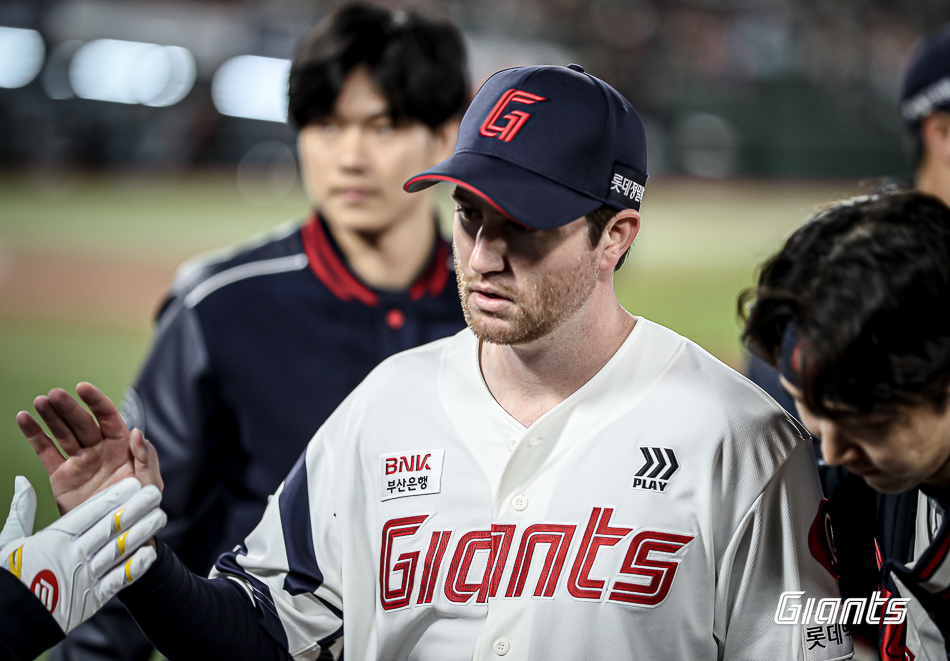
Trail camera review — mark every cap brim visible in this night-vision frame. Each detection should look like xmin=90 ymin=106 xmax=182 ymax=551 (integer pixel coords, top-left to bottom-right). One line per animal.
xmin=404 ymin=152 xmax=603 ymax=230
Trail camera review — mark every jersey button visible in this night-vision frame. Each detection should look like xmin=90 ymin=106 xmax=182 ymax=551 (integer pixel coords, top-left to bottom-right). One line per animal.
xmin=493 ymin=638 xmax=511 ymax=656
xmin=508 ymin=438 xmax=518 ymax=451
xmin=385 ymin=308 xmax=405 ymax=330
xmin=512 ymin=495 xmax=528 ymax=511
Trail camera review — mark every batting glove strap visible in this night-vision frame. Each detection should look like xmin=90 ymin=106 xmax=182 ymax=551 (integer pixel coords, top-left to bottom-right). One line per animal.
xmin=0 ymin=477 xmax=167 ymax=633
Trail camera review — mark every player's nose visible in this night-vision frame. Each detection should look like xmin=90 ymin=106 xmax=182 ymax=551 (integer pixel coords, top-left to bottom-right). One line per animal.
xmin=469 ymin=224 xmax=506 ymax=274
xmin=817 ymin=421 xmax=860 ymax=466
xmin=337 ymin=125 xmax=369 ymax=171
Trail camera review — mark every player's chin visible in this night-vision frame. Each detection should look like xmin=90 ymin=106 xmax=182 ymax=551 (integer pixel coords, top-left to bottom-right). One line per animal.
xmin=322 ymin=201 xmax=388 ymax=230
xmin=861 ymin=470 xmax=917 ymax=494
xmin=465 ymin=315 xmax=517 ymax=344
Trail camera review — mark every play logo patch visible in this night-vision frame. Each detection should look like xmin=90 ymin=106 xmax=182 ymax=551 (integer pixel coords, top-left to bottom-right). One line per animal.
xmin=632 ymin=447 xmax=679 ymax=493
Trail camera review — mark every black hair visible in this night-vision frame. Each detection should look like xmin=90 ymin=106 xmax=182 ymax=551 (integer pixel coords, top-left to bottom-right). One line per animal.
xmin=740 ymin=190 xmax=950 ymax=418
xmin=288 ymin=3 xmax=469 ymax=130
xmin=585 ymin=204 xmax=631 ymax=271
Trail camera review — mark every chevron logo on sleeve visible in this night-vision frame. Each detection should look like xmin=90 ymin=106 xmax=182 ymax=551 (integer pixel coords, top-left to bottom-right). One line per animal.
xmin=632 ymin=447 xmax=679 ymax=492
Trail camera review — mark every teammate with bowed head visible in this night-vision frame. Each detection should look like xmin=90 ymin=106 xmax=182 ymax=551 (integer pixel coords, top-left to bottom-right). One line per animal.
xmin=902 ymin=24 xmax=950 ymax=208
xmin=742 ymin=190 xmax=950 ymax=659
xmin=48 ymin=4 xmax=468 ymax=660
xmin=742 ymin=24 xmax=950 ymax=658
xmin=19 ymin=64 xmax=851 ymax=660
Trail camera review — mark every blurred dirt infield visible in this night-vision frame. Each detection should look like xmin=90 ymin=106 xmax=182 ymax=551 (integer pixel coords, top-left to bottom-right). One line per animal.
xmin=0 ymin=171 xmax=305 ymax=329
xmin=0 ymin=246 xmax=172 ymax=329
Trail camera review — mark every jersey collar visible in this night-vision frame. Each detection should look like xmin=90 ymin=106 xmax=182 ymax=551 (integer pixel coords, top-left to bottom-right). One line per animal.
xmin=300 ymin=212 xmax=451 ymax=306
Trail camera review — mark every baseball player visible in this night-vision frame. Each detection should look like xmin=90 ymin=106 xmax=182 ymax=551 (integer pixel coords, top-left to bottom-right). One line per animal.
xmin=53 ymin=4 xmax=469 ymax=659
xmin=742 ymin=190 xmax=950 ymax=660
xmin=744 ymin=26 xmax=950 ymax=657
xmin=20 ymin=65 xmax=851 ymax=660
xmin=903 ymin=24 xmax=950 ymax=207
xmin=0 ymin=475 xmax=165 ymax=661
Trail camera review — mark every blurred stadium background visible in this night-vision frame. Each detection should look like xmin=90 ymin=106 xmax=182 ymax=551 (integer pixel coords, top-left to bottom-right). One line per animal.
xmin=0 ymin=0 xmax=944 ymax=529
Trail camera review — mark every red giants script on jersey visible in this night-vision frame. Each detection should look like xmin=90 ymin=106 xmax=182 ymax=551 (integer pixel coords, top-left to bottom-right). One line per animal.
xmin=379 ymin=507 xmax=694 ymax=611
xmin=479 ymin=89 xmax=546 ymax=142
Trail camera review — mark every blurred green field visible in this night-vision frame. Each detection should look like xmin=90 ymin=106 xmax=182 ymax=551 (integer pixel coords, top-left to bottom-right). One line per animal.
xmin=0 ymin=172 xmax=864 ymax=530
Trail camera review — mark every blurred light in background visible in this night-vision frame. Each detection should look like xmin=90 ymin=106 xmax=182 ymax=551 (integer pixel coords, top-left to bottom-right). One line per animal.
xmin=675 ymin=113 xmax=739 ymax=179
xmin=69 ymin=39 xmax=196 ymax=106
xmin=0 ymin=26 xmax=45 ymax=89
xmin=236 ymin=141 xmax=298 ymax=205
xmin=211 ymin=55 xmax=290 ymax=123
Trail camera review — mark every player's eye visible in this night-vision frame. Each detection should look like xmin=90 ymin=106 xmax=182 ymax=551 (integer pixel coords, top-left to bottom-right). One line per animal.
xmin=368 ymin=119 xmax=395 ymax=135
xmin=455 ymin=204 xmax=480 ymax=223
xmin=312 ymin=118 xmax=340 ymax=135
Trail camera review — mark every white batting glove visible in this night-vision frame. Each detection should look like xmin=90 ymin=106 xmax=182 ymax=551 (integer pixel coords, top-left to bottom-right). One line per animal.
xmin=0 ymin=475 xmax=37 ymax=549
xmin=0 ymin=476 xmax=166 ymax=633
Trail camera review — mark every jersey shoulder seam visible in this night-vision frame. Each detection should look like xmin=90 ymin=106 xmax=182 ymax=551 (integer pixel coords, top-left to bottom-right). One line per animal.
xmin=173 ymin=219 xmax=301 ymax=286
xmin=183 ymin=252 xmax=309 ymax=308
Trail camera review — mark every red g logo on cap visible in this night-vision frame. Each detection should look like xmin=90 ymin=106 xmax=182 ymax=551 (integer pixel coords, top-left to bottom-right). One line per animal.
xmin=479 ymin=89 xmax=546 ymax=142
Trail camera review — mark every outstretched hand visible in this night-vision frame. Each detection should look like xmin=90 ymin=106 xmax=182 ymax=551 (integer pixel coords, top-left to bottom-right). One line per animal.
xmin=17 ymin=382 xmax=163 ymax=514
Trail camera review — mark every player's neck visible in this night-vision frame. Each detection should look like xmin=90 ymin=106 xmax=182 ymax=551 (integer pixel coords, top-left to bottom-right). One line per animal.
xmin=480 ymin=289 xmax=636 ymax=428
xmin=327 ymin=204 xmax=437 ymax=291
xmin=916 ymin=159 xmax=950 ymax=208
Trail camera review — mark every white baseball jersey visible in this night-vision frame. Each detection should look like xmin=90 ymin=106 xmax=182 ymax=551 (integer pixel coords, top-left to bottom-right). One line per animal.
xmin=212 ymin=318 xmax=853 ymax=660
xmin=887 ymin=491 xmax=950 ymax=660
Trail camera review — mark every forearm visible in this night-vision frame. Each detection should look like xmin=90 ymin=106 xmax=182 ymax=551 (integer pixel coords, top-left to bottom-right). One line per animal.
xmin=118 ymin=541 xmax=292 ymax=661
xmin=49 ymin=601 xmax=155 ymax=661
xmin=0 ymin=569 xmax=64 ymax=661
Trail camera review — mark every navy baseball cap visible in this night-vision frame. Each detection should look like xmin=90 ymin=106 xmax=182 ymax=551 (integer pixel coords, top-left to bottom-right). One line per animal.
xmin=404 ymin=64 xmax=648 ymax=230
xmin=901 ymin=25 xmax=950 ymax=125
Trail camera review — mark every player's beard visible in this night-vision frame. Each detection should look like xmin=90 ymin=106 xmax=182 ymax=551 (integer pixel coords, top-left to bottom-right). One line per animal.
xmin=453 ymin=246 xmax=599 ymax=345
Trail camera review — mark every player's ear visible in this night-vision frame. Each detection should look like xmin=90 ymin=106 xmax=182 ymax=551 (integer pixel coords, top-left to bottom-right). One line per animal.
xmin=599 ymin=209 xmax=640 ymax=272
xmin=430 ymin=118 xmax=460 ymax=164
xmin=921 ymin=112 xmax=950 ymax=166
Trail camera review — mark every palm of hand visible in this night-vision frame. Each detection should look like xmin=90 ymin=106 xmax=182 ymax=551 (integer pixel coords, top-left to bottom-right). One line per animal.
xmin=51 ymin=439 xmax=138 ymax=513
xmin=17 ymin=383 xmax=163 ymax=514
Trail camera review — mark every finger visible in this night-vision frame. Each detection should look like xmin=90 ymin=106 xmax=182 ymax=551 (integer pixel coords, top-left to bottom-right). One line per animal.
xmin=88 ymin=508 xmax=166 ymax=577
xmin=16 ymin=410 xmax=66 ymax=475
xmin=73 ymin=482 xmax=158 ymax=556
xmin=131 ymin=430 xmax=164 ymax=492
xmin=47 ymin=387 xmax=102 ymax=449
xmin=34 ymin=393 xmax=85 ymax=454
xmin=95 ymin=544 xmax=157 ymax=605
xmin=76 ymin=382 xmax=129 ymax=442
xmin=0 ymin=476 xmax=37 ymax=547
xmin=53 ymin=477 xmax=142 ymax=537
